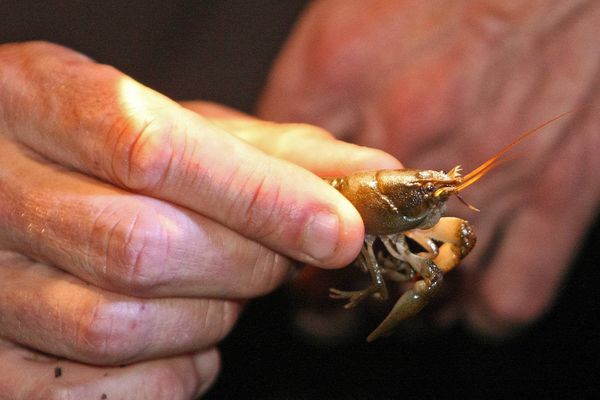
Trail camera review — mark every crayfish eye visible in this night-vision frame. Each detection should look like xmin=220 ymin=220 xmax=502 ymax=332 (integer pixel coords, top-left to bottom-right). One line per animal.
xmin=421 ymin=182 xmax=436 ymax=197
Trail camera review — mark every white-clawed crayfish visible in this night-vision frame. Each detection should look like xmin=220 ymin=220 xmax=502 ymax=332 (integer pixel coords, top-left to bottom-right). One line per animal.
xmin=324 ymin=111 xmax=574 ymax=342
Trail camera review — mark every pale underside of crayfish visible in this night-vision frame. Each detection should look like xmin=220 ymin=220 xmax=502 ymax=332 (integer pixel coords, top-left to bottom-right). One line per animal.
xmin=324 ymin=110 xmax=575 ymax=342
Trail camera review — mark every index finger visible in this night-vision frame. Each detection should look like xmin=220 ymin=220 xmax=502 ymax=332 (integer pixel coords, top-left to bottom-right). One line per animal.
xmin=1 ymin=42 xmax=363 ymax=267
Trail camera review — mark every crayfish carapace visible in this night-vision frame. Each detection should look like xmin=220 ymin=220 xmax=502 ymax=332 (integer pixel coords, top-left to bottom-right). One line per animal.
xmin=325 ymin=110 xmax=575 ymax=341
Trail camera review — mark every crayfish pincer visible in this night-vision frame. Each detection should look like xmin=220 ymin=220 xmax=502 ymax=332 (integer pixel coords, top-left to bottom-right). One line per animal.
xmin=325 ymin=111 xmax=574 ymax=341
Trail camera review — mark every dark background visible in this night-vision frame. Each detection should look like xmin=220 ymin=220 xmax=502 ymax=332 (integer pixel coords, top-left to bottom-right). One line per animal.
xmin=2 ymin=1 xmax=599 ymax=398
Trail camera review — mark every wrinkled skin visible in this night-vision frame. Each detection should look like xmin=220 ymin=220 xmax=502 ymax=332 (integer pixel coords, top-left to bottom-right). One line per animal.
xmin=2 ymin=2 xmax=599 ymax=396
xmin=259 ymin=0 xmax=600 ymax=336
xmin=0 ymin=42 xmax=401 ymax=398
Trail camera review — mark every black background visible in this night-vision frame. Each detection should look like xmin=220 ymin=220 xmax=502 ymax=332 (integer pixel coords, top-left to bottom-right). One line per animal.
xmin=2 ymin=1 xmax=599 ymax=398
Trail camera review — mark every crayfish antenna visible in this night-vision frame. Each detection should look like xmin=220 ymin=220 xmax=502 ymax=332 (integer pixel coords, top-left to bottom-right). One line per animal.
xmin=456 ymin=194 xmax=480 ymax=212
xmin=458 ymin=109 xmax=579 ymax=192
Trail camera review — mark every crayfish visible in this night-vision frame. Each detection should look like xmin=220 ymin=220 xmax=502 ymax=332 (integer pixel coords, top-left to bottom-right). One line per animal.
xmin=325 ymin=111 xmax=573 ymax=341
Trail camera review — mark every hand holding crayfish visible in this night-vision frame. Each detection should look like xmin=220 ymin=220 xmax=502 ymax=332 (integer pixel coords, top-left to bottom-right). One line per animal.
xmin=0 ymin=42 xmax=399 ymax=397
xmin=260 ymin=0 xmax=600 ymax=338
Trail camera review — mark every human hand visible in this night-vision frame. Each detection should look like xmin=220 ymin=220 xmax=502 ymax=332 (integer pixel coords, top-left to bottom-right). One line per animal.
xmin=259 ymin=0 xmax=600 ymax=337
xmin=0 ymin=41 xmax=400 ymax=398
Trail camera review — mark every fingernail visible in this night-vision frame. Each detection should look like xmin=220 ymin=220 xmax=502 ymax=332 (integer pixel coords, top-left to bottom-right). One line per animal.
xmin=302 ymin=211 xmax=339 ymax=261
xmin=194 ymin=349 xmax=221 ymax=396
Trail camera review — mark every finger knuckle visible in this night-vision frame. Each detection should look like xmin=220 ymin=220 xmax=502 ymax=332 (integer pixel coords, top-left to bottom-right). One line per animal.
xmin=286 ymin=123 xmax=334 ymax=141
xmin=227 ymin=168 xmax=286 ymax=241
xmin=107 ymin=117 xmax=176 ymax=192
xmin=275 ymin=124 xmax=335 ymax=153
xmin=91 ymin=206 xmax=170 ymax=294
xmin=74 ymin=300 xmax=149 ymax=364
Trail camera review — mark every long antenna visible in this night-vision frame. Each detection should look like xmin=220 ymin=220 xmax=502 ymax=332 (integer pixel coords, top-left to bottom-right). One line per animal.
xmin=460 ymin=109 xmax=580 ymax=187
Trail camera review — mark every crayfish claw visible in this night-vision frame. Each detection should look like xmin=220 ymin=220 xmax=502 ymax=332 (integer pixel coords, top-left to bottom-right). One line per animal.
xmin=366 ymin=279 xmax=440 ymax=342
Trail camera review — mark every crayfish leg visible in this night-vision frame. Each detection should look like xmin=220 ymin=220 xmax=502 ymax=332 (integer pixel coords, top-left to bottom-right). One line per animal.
xmin=329 ymin=235 xmax=389 ymax=308
xmin=367 ymin=259 xmax=443 ymax=342
xmin=381 ymin=261 xmax=415 ymax=282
